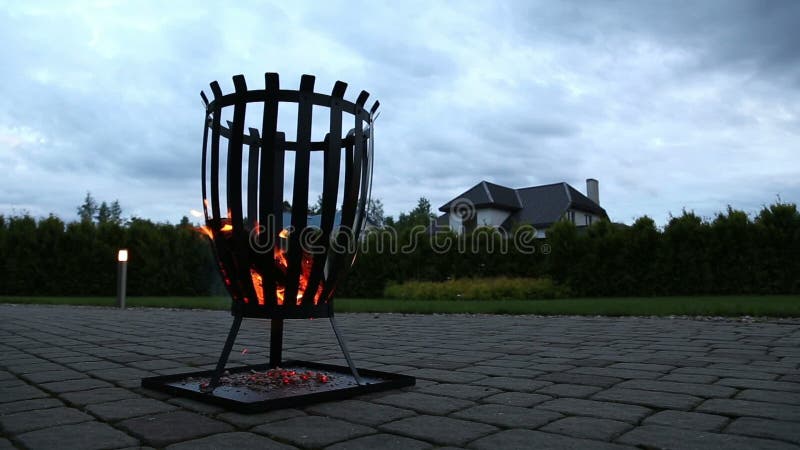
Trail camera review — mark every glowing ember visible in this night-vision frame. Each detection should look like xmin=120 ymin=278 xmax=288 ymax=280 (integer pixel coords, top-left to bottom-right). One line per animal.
xmin=198 ymin=368 xmax=332 ymax=392
xmin=196 ymin=222 xmax=324 ymax=307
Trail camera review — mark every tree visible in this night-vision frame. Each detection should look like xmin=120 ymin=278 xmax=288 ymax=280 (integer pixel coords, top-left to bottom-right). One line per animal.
xmin=308 ymin=194 xmax=323 ymax=215
xmin=109 ymin=200 xmax=123 ymax=225
xmin=96 ymin=202 xmax=111 ymax=224
xmin=366 ymin=198 xmax=385 ymax=226
xmin=77 ymin=192 xmax=97 ymax=224
xmin=396 ymin=197 xmax=435 ymax=231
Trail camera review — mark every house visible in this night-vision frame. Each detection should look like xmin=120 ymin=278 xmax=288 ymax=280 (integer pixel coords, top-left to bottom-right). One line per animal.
xmin=437 ymin=179 xmax=609 ymax=237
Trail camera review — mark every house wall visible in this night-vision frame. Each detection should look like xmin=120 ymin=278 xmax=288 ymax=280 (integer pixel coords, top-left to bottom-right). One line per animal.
xmin=449 ymin=208 xmax=509 ymax=234
xmin=448 ymin=214 xmax=464 ymax=234
xmin=565 ymin=209 xmax=603 ymax=227
xmin=477 ymin=208 xmax=511 ymax=228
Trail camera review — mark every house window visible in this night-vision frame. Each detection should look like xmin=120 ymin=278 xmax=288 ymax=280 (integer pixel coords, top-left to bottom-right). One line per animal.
xmin=585 ymin=215 xmax=593 ymax=226
xmin=568 ymin=211 xmax=575 ymax=223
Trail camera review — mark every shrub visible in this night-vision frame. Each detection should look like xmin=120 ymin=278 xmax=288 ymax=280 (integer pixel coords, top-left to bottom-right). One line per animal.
xmin=384 ymin=277 xmax=570 ymax=301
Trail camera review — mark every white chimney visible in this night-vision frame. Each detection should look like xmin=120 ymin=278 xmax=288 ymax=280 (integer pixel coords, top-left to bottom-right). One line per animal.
xmin=586 ymin=178 xmax=599 ymax=205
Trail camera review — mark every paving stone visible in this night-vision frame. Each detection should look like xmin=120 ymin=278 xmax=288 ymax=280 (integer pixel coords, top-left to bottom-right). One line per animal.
xmin=325 ymin=433 xmax=433 ymax=450
xmin=403 ymin=368 xmax=487 ymax=383
xmin=569 ymin=366 xmax=662 ymax=380
xmin=725 ymin=417 xmax=800 ymax=445
xmin=592 ymin=387 xmax=702 ymax=410
xmin=617 ymin=425 xmax=798 ymax=450
xmin=537 ymin=372 xmax=622 ymax=387
xmin=253 ymin=416 xmax=373 ymax=448
xmin=780 ymin=373 xmax=800 ymax=383
xmin=469 ymin=429 xmax=633 ymax=450
xmin=737 ymin=389 xmax=800 ymax=405
xmin=717 ymin=378 xmax=800 ymax=393
xmin=608 ymin=362 xmax=674 ymax=372
xmin=673 ymin=367 xmax=778 ymax=381
xmin=59 ymin=387 xmax=140 ymax=406
xmin=0 ymin=397 xmax=62 ymax=414
xmin=0 ymin=378 xmax=21 ymax=388
xmin=166 ymin=397 xmax=225 ymax=414
xmin=697 ymin=398 xmax=800 ymax=421
xmin=86 ymin=398 xmax=177 ymax=421
xmin=0 ymin=406 xmax=93 ymax=434
xmin=538 ymin=398 xmax=652 ymax=423
xmin=374 ymin=392 xmax=474 ymax=415
xmin=471 ymin=377 xmax=552 ymax=393
xmin=540 ymin=416 xmax=632 ymax=441
xmin=20 ymin=369 xmax=87 ymax=383
xmin=217 ymin=409 xmax=306 ymax=428
xmin=306 ymin=399 xmax=414 ymax=426
xmin=418 ymin=383 xmax=501 ymax=400
xmin=536 ymin=383 xmax=603 ymax=398
xmin=164 ymin=431 xmax=296 ymax=450
xmin=482 ymin=392 xmax=552 ymax=407
xmin=615 ymin=379 xmax=737 ymax=398
xmin=118 ymin=411 xmax=234 ymax=447
xmin=66 ymin=361 xmax=123 ymax=371
xmin=39 ymin=378 xmax=113 ymax=393
xmin=451 ymin=403 xmax=562 ymax=428
xmin=129 ymin=359 xmax=185 ymax=370
xmin=659 ymin=373 xmax=719 ymax=384
xmin=89 ymin=367 xmax=153 ymax=382
xmin=15 ymin=421 xmax=140 ymax=450
xmin=380 ymin=415 xmax=497 ymax=447
xmin=10 ymin=362 xmax=67 ymax=373
xmin=0 ymin=384 xmax=49 ymax=402
xmin=642 ymin=410 xmax=729 ymax=431
xmin=459 ymin=365 xmax=544 ymax=378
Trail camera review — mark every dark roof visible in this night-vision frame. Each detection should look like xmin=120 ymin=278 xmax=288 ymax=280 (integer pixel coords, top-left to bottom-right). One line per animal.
xmin=502 ymin=182 xmax=608 ymax=229
xmin=439 ymin=181 xmax=609 ymax=231
xmin=500 ymin=183 xmax=570 ymax=229
xmin=565 ymin=184 xmax=606 ymax=216
xmin=438 ymin=180 xmax=522 ymax=213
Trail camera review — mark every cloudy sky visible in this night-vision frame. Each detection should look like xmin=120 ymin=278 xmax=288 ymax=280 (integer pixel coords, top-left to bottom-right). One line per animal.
xmin=1 ymin=0 xmax=798 ymax=226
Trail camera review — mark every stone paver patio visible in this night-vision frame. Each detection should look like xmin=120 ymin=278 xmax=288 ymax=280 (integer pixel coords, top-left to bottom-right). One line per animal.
xmin=1 ymin=304 xmax=799 ymax=449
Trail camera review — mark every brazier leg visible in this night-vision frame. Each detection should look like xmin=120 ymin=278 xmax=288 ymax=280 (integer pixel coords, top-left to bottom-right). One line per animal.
xmin=207 ymin=313 xmax=243 ymax=390
xmin=330 ymin=316 xmax=364 ymax=385
xmin=269 ymin=319 xmax=284 ymax=368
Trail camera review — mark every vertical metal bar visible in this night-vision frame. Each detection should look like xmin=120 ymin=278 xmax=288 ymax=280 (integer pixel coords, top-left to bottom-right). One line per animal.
xmin=247 ymin=128 xmax=260 ymax=229
xmin=209 ymin=82 xmax=224 ymax=221
xmin=284 ymin=75 xmax=315 ymax=305
xmin=320 ymin=133 xmax=354 ymax=302
xmin=269 ymin=319 xmax=284 ymax=367
xmin=227 ymin=75 xmax=248 ymax=234
xmin=258 ymin=73 xmax=281 ymax=306
xmin=200 ymin=92 xmax=210 ymax=219
xmin=303 ymin=81 xmax=346 ymax=305
xmin=207 ymin=314 xmax=243 ymax=390
xmin=340 ymin=91 xmax=369 ymax=231
xmin=329 ymin=316 xmax=363 ymax=385
xmin=351 ymin=114 xmax=371 ymax=239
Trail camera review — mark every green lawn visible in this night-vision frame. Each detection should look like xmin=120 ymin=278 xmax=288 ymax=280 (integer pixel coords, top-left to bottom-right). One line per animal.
xmin=1 ymin=295 xmax=799 ymax=317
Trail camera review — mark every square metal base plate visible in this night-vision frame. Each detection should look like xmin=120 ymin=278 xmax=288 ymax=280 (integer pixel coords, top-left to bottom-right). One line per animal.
xmin=141 ymin=360 xmax=416 ymax=413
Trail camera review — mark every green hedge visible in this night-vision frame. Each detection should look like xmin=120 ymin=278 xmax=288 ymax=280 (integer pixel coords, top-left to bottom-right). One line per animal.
xmin=1 ymin=201 xmax=798 ymax=298
xmin=384 ymin=277 xmax=570 ymax=300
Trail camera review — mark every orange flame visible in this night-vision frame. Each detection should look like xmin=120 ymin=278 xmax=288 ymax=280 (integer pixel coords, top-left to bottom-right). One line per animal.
xmin=198 ymin=223 xmax=324 ymax=307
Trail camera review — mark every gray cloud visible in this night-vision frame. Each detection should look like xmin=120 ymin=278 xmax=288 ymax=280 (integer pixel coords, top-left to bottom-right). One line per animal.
xmin=0 ymin=0 xmax=798 ymax=227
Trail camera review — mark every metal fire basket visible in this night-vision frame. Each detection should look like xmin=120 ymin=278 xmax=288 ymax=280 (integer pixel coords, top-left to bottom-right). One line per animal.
xmin=141 ymin=73 xmax=414 ymax=412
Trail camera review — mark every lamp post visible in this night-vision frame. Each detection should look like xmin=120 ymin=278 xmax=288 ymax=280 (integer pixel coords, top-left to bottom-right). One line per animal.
xmin=117 ymin=249 xmax=128 ymax=309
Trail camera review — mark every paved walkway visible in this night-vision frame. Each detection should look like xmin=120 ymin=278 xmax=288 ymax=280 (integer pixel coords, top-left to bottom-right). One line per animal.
xmin=1 ymin=305 xmax=800 ymax=449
